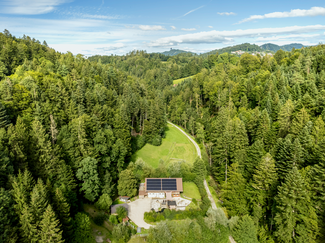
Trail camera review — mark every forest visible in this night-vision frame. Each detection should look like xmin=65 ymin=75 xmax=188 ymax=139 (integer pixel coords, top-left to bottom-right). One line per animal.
xmin=1 ymin=28 xmax=325 ymax=243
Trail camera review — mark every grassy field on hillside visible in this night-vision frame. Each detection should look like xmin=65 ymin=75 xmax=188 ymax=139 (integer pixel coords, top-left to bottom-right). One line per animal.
xmin=173 ymin=75 xmax=195 ymax=84
xmin=182 ymin=182 xmax=201 ymax=200
xmin=131 ymin=124 xmax=197 ymax=168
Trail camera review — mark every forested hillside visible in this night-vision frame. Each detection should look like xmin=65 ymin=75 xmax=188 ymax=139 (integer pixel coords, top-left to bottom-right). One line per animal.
xmin=260 ymin=43 xmax=305 ymax=52
xmin=166 ymin=44 xmax=325 ymax=242
xmin=0 ymin=30 xmax=167 ymax=242
xmin=202 ymin=43 xmax=263 ymax=56
xmin=1 ymin=28 xmax=325 ymax=243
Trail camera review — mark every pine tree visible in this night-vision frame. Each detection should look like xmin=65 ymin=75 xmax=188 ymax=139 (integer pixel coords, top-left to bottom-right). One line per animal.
xmin=39 ymin=205 xmax=64 ymax=243
xmin=275 ymin=167 xmax=318 ymax=242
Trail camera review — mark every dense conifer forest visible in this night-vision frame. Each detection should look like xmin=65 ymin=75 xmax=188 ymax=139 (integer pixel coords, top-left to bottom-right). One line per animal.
xmin=1 ymin=29 xmax=325 ymax=242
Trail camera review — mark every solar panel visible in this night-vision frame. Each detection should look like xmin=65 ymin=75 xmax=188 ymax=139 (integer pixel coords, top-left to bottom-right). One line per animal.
xmin=146 ymin=178 xmax=178 ymax=191
xmin=162 ymin=179 xmax=177 ymax=190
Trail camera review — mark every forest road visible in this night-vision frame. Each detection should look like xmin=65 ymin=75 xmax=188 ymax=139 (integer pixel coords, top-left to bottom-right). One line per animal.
xmin=167 ymin=121 xmax=236 ymax=243
xmin=167 ymin=121 xmax=216 ymax=209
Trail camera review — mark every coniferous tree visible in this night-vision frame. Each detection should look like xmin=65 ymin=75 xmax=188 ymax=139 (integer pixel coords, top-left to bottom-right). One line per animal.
xmin=275 ymin=167 xmax=318 ymax=242
xmin=221 ymin=163 xmax=248 ymax=217
xmin=0 ymin=101 xmax=9 ymax=128
xmin=39 ymin=205 xmax=64 ymax=243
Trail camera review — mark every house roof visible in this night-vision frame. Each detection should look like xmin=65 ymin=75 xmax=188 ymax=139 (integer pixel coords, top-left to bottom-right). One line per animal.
xmin=145 ymin=178 xmax=183 ymax=192
xmin=110 ymin=204 xmax=128 ymax=214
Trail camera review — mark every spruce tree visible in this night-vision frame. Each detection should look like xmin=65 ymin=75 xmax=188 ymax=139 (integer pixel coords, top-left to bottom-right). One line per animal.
xmin=19 ymin=206 xmax=38 ymax=243
xmin=221 ymin=163 xmax=248 ymax=217
xmin=39 ymin=205 xmax=64 ymax=243
xmin=53 ymin=188 xmax=73 ymax=239
xmin=274 ymin=137 xmax=294 ymax=182
xmin=290 ymin=108 xmax=310 ymax=135
xmin=0 ymin=102 xmax=9 ymax=128
xmin=275 ymin=167 xmax=318 ymax=242
xmin=244 ymin=139 xmax=265 ymax=180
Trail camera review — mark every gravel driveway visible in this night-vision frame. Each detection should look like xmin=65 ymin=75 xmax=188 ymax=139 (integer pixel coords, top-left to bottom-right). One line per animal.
xmin=128 ymin=198 xmax=152 ymax=229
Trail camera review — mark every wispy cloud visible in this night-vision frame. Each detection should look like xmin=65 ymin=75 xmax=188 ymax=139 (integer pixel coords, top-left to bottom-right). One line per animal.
xmin=138 ymin=25 xmax=166 ymax=31
xmin=182 ymin=5 xmax=205 ymax=17
xmin=208 ymin=26 xmax=213 ymax=28
xmin=217 ymin=12 xmax=236 ymax=16
xmin=0 ymin=0 xmax=71 ymax=15
xmin=148 ymin=25 xmax=325 ymax=47
xmin=80 ymin=14 xmax=122 ymax=20
xmin=181 ymin=28 xmax=197 ymax=31
xmin=171 ymin=26 xmax=176 ymax=30
xmin=238 ymin=6 xmax=325 ymax=24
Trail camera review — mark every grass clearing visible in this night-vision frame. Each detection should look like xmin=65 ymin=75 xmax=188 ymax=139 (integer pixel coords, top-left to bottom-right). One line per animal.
xmin=173 ymin=75 xmax=195 ymax=84
xmin=83 ymin=204 xmax=113 ymax=241
xmin=182 ymin=182 xmax=201 ymax=200
xmin=131 ymin=124 xmax=197 ymax=168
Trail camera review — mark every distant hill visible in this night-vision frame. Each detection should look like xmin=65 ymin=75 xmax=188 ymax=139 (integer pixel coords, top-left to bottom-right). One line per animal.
xmin=201 ymin=43 xmax=305 ymax=56
xmin=260 ymin=43 xmax=305 ymax=52
xmin=160 ymin=49 xmax=194 ymax=56
xmin=201 ymin=43 xmax=263 ymax=57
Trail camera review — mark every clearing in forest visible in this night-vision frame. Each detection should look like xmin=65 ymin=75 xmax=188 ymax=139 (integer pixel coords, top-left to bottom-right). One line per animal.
xmin=131 ymin=124 xmax=197 ymax=168
xmin=173 ymin=75 xmax=196 ymax=84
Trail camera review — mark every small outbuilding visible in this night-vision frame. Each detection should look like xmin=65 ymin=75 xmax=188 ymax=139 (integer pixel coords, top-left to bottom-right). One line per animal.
xmin=119 ymin=196 xmax=130 ymax=203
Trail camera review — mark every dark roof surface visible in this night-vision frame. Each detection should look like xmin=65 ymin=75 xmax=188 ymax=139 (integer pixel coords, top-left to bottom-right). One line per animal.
xmin=168 ymin=201 xmax=177 ymax=206
xmin=145 ymin=178 xmax=183 ymax=192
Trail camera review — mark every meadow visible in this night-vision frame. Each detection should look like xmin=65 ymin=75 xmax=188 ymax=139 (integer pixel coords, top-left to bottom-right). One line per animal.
xmin=131 ymin=124 xmax=197 ymax=168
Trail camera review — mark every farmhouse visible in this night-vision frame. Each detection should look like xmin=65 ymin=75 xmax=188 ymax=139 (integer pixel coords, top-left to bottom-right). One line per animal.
xmin=139 ymin=178 xmax=183 ymax=199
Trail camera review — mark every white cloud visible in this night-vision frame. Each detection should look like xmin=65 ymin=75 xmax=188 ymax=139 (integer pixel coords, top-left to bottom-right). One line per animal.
xmin=138 ymin=25 xmax=166 ymax=31
xmin=217 ymin=12 xmax=236 ymax=16
xmin=0 ymin=0 xmax=70 ymax=15
xmin=171 ymin=26 xmax=176 ymax=30
xmin=181 ymin=28 xmax=197 ymax=31
xmin=182 ymin=5 xmax=205 ymax=17
xmin=238 ymin=6 xmax=325 ymax=24
xmin=78 ymin=14 xmax=122 ymax=20
xmin=149 ymin=25 xmax=325 ymax=47
xmin=256 ymin=33 xmax=322 ymax=41
xmin=208 ymin=26 xmax=213 ymax=28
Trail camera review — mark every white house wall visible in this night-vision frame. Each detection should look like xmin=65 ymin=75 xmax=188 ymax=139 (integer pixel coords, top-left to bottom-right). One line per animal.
xmin=148 ymin=192 xmax=165 ymax=198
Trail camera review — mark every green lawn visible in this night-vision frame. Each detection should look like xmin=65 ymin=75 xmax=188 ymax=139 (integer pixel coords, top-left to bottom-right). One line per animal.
xmin=131 ymin=124 xmax=197 ymax=168
xmin=173 ymin=75 xmax=196 ymax=84
xmin=182 ymin=182 xmax=201 ymax=200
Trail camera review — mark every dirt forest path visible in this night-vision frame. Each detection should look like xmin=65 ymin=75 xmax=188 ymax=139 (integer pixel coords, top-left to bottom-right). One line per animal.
xmin=167 ymin=121 xmax=216 ymax=209
xmin=167 ymin=121 xmax=236 ymax=243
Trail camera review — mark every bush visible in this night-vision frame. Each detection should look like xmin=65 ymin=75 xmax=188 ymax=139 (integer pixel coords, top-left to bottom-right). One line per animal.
xmin=116 ymin=206 xmax=128 ymax=223
xmin=152 ymin=134 xmax=162 ymax=146
xmin=94 ymin=213 xmax=107 ymax=226
xmin=109 ymin=215 xmax=118 ymax=225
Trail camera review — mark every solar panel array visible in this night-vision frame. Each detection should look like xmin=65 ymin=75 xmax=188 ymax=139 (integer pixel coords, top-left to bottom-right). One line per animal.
xmin=147 ymin=179 xmax=177 ymax=191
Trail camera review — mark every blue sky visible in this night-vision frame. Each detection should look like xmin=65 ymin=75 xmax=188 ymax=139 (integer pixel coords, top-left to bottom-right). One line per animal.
xmin=0 ymin=0 xmax=325 ymax=56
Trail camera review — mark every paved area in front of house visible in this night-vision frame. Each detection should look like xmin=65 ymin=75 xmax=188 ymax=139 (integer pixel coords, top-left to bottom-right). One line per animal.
xmin=128 ymin=198 xmax=153 ymax=229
